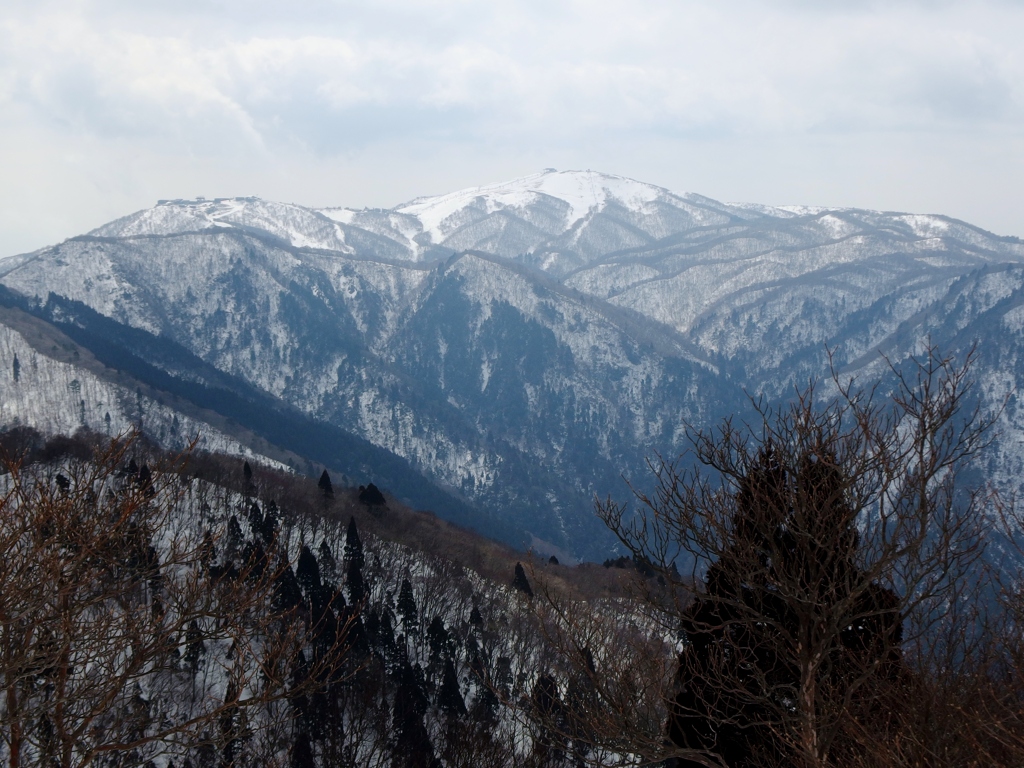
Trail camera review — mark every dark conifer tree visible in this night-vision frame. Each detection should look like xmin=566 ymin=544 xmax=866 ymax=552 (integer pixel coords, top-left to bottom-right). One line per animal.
xmin=318 ymin=540 xmax=337 ymax=585
xmin=668 ymin=445 xmax=904 ymax=767
xmin=346 ymin=557 xmax=366 ymax=605
xmin=184 ymin=620 xmax=205 ymax=674
xmin=259 ymin=501 xmax=278 ymax=546
xmin=240 ymin=540 xmax=268 ymax=582
xmin=318 ymin=470 xmax=334 ymax=499
xmin=344 ymin=517 xmax=365 ymax=569
xmin=494 ymin=657 xmax=513 ymax=699
xmin=392 ymin=658 xmax=433 ymax=768
xmin=242 ymin=460 xmax=253 ymax=486
xmin=358 ymin=482 xmax=386 ymax=509
xmin=470 ymin=681 xmax=500 ymax=726
xmin=438 ymin=658 xmax=467 ymax=718
xmin=297 ymin=545 xmax=322 ymax=603
xmin=427 ymin=616 xmax=452 ymax=662
xmin=247 ymin=502 xmax=263 ymax=537
xmin=273 ymin=565 xmax=302 ymax=612
xmin=225 ymin=515 xmax=243 ymax=554
xmin=512 ymin=562 xmax=533 ymax=597
xmin=469 ymin=605 xmax=483 ymax=628
xmin=397 ymin=578 xmax=419 ymax=634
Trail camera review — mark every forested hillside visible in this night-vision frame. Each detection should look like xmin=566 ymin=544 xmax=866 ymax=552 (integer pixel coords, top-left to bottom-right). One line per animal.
xmin=0 ymin=430 xmax=660 ymax=768
xmin=5 ymin=171 xmax=1024 ymax=559
xmin=3 ymin=346 xmax=1024 ymax=767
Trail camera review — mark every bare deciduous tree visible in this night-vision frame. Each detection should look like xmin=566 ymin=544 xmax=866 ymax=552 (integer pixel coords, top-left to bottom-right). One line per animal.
xmin=0 ymin=433 xmax=350 ymax=768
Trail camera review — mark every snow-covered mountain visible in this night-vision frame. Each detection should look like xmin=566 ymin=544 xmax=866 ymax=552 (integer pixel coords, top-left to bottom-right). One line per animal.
xmin=2 ymin=169 xmax=1023 ymax=558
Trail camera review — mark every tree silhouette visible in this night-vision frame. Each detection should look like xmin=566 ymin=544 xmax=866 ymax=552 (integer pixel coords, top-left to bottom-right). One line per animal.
xmin=344 ymin=516 xmax=365 ymax=569
xmin=668 ymin=443 xmax=905 ymax=767
xmin=359 ymin=482 xmax=386 ymax=509
xmin=297 ymin=545 xmax=323 ymax=605
xmin=594 ymin=346 xmax=992 ymax=767
xmin=346 ymin=557 xmax=366 ymax=605
xmin=392 ymin=657 xmax=433 ymax=768
xmin=512 ymin=562 xmax=533 ymax=597
xmin=318 ymin=540 xmax=337 ymax=586
xmin=397 ymin=578 xmax=419 ymax=635
xmin=438 ymin=658 xmax=467 ymax=718
xmin=318 ymin=470 xmax=334 ymax=500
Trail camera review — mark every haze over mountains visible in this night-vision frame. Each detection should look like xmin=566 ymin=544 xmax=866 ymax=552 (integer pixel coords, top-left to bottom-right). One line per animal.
xmin=2 ymin=169 xmax=1023 ymax=559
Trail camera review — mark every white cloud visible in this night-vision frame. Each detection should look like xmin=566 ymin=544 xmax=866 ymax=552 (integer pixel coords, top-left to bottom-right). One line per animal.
xmin=1 ymin=0 xmax=1023 ymax=254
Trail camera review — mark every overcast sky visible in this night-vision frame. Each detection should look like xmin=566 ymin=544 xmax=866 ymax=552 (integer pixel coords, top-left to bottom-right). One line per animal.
xmin=1 ymin=0 xmax=1022 ymax=256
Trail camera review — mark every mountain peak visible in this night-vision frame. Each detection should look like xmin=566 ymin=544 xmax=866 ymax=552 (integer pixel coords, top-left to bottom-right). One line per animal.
xmin=87 ymin=196 xmax=352 ymax=253
xmin=393 ymin=169 xmax=677 ymax=244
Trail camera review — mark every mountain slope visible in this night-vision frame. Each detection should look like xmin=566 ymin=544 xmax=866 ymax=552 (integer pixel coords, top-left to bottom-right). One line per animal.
xmin=2 ymin=169 xmax=1023 ymax=558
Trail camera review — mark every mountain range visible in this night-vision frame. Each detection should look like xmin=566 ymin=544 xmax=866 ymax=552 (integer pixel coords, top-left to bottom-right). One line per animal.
xmin=2 ymin=169 xmax=1023 ymax=560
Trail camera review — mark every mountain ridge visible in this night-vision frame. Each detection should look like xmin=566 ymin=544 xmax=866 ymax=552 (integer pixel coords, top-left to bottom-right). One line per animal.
xmin=2 ymin=169 xmax=1023 ymax=558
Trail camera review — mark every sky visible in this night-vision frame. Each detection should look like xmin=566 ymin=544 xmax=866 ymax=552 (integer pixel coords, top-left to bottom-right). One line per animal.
xmin=1 ymin=0 xmax=1023 ymax=256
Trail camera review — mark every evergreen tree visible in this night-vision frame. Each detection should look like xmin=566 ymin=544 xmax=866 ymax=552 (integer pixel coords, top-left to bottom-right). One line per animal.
xmin=438 ymin=658 xmax=467 ymax=718
xmin=12 ymin=353 xmax=19 ymax=382
xmin=494 ymin=657 xmax=513 ymax=699
xmin=260 ymin=501 xmax=279 ymax=545
xmin=318 ymin=540 xmax=337 ymax=585
xmin=183 ymin=620 xmax=205 ymax=674
xmin=667 ymin=445 xmax=905 ymax=767
xmin=512 ymin=562 xmax=533 ymax=597
xmin=247 ymin=502 xmax=263 ymax=537
xmin=241 ymin=540 xmax=268 ymax=582
xmin=242 ymin=460 xmax=253 ymax=487
xmin=225 ymin=516 xmax=243 ymax=556
xmin=344 ymin=517 xmax=365 ymax=569
xmin=346 ymin=557 xmax=366 ymax=605
xmin=296 ymin=545 xmax=323 ymax=604
xmin=427 ymin=616 xmax=453 ymax=661
xmin=397 ymin=578 xmax=419 ymax=634
xmin=470 ymin=682 xmax=500 ymax=726
xmin=318 ymin=470 xmax=334 ymax=499
xmin=358 ymin=482 xmax=386 ymax=509
xmin=392 ymin=658 xmax=433 ymax=768
xmin=273 ymin=565 xmax=302 ymax=612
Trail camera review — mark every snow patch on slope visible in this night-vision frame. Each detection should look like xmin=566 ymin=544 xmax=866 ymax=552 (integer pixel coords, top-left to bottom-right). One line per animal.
xmin=89 ymin=198 xmax=353 ymax=253
xmin=395 ymin=169 xmax=669 ymax=245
